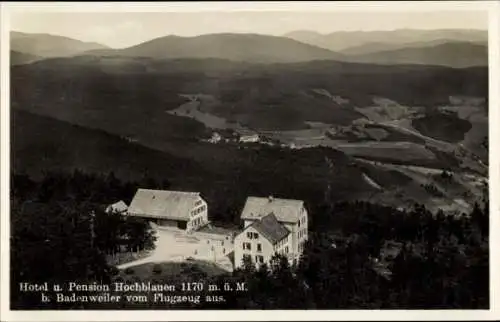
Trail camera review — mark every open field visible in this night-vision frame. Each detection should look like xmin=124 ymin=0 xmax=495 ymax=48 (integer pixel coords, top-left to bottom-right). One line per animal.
xmin=117 ymin=226 xmax=233 ymax=272
xmin=167 ymin=94 xmax=246 ymax=130
xmin=355 ymin=158 xmax=487 ymax=214
xmin=333 ymin=141 xmax=436 ymax=162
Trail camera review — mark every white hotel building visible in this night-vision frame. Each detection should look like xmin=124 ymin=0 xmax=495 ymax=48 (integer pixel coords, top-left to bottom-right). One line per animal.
xmin=234 ymin=196 xmax=308 ymax=268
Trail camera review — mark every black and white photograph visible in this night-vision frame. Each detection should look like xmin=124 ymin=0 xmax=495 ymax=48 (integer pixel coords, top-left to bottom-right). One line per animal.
xmin=1 ymin=1 xmax=499 ymax=320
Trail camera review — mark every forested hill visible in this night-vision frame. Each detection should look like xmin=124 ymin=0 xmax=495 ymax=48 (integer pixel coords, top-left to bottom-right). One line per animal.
xmin=11 ymin=171 xmax=489 ymax=309
xmin=11 ymin=109 xmax=205 ymax=182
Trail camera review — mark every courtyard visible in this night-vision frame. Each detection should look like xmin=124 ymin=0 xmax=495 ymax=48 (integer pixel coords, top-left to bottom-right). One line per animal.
xmin=117 ymin=224 xmax=234 ymax=272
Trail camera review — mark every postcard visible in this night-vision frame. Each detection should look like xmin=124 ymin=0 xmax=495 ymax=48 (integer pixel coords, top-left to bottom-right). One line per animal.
xmin=1 ymin=1 xmax=499 ymax=321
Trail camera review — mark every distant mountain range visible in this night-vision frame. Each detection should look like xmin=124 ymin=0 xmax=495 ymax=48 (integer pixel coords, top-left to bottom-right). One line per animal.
xmin=10 ymin=29 xmax=488 ymax=68
xmin=338 ymin=38 xmax=487 ymax=56
xmin=344 ymin=42 xmax=488 ymax=68
xmin=84 ymin=33 xmax=347 ymax=63
xmin=11 ymin=31 xmax=109 ymax=58
xmin=283 ymin=29 xmax=487 ymax=51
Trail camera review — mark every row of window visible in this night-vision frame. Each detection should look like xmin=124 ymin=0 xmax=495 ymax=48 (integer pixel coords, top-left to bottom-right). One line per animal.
xmin=192 ymin=216 xmax=204 ymax=228
xmin=243 ymin=242 xmax=262 ymax=252
xmin=274 ymin=237 xmax=287 ymax=251
xmin=191 ymin=205 xmax=206 ymax=217
xmin=206 ymin=239 xmax=225 ymax=247
xmin=298 ymin=215 xmax=307 ymax=228
xmin=277 ymin=246 xmax=289 ymax=256
xmin=298 ymin=228 xmax=307 ymax=239
xmin=247 ymin=232 xmax=259 ymax=239
xmin=243 ymin=254 xmax=264 ymax=264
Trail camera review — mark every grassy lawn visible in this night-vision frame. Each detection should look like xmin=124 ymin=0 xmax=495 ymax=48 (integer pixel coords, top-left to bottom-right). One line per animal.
xmin=117 ymin=260 xmax=228 ymax=281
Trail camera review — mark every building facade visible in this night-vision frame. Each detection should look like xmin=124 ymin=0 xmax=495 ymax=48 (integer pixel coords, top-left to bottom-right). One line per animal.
xmin=235 ymin=196 xmax=308 ymax=268
xmin=194 ymin=224 xmax=237 ymax=256
xmin=234 ymin=213 xmax=291 ymax=269
xmin=127 ymin=189 xmax=208 ymax=232
xmin=239 ymin=134 xmax=260 ymax=143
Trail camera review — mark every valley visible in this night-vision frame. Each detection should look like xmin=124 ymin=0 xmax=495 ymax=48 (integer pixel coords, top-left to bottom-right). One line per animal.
xmin=9 ymin=30 xmax=489 ymax=219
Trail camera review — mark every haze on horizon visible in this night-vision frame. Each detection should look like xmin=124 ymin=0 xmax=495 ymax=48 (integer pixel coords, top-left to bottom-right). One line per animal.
xmin=10 ymin=11 xmax=488 ymax=49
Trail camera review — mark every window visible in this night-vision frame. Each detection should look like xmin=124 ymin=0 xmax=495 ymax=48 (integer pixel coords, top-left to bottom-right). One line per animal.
xmin=285 ymin=246 xmax=289 ymax=253
xmin=256 ymin=255 xmax=264 ymax=263
xmin=243 ymin=254 xmax=252 ymax=263
xmin=243 ymin=242 xmax=251 ymax=250
xmin=257 ymin=243 xmax=262 ymax=252
xmin=247 ymin=232 xmax=259 ymax=239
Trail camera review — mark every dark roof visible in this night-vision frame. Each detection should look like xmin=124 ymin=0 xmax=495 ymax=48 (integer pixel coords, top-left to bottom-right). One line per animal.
xmin=249 ymin=212 xmax=289 ymax=245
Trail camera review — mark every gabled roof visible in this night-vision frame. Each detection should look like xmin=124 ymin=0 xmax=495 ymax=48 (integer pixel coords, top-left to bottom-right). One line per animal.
xmin=249 ymin=213 xmax=290 ymax=245
xmin=127 ymin=189 xmax=201 ymax=220
xmin=106 ymin=200 xmax=128 ymax=213
xmin=241 ymin=196 xmax=304 ymax=223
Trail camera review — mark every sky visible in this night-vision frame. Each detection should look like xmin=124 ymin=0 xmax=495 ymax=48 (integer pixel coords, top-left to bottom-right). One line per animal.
xmin=10 ymin=10 xmax=489 ymax=49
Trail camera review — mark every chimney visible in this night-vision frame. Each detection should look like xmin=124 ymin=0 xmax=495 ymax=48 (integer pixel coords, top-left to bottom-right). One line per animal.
xmin=268 ymin=195 xmax=274 ymax=202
